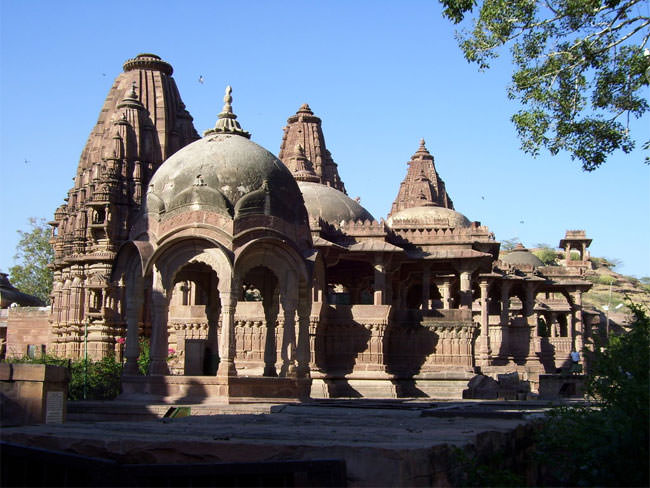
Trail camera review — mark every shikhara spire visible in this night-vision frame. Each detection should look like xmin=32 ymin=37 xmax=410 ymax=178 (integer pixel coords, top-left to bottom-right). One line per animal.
xmin=279 ymin=104 xmax=346 ymax=193
xmin=389 ymin=139 xmax=454 ymax=217
xmin=204 ymin=86 xmax=251 ymax=139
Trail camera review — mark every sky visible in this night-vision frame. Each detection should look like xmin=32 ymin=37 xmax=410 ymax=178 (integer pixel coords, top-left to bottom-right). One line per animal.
xmin=1 ymin=1 xmax=649 ymax=278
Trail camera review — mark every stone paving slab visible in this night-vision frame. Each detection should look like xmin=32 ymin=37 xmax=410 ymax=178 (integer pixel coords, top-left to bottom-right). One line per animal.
xmin=1 ymin=400 xmax=550 ymax=486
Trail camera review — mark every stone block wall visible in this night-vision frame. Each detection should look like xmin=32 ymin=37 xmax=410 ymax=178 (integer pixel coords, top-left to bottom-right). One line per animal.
xmin=0 ymin=363 xmax=69 ymax=425
xmin=5 ymin=307 xmax=51 ymax=359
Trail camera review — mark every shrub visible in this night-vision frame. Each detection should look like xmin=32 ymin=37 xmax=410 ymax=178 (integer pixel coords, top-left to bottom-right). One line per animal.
xmin=4 ymin=354 xmax=122 ymax=401
xmin=138 ymin=337 xmax=151 ymax=375
xmin=598 ymin=275 xmax=617 ymax=286
xmin=532 ymin=248 xmax=557 ymax=265
xmin=68 ymin=357 xmax=122 ymax=400
xmin=535 ymin=303 xmax=649 ymax=487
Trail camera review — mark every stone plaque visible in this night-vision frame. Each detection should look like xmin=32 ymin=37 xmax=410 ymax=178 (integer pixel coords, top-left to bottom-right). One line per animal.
xmin=45 ymin=391 xmax=64 ymax=424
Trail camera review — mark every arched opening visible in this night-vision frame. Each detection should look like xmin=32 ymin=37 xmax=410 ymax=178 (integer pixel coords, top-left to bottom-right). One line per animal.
xmin=235 ymin=266 xmax=280 ymax=376
xmin=167 ymin=261 xmax=221 ymax=376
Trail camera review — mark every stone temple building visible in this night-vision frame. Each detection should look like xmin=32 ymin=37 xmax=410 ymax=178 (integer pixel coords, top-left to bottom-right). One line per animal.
xmin=46 ymin=54 xmax=594 ymax=400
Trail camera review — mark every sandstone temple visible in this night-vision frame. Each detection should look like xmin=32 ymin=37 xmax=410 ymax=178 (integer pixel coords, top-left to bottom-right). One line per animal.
xmin=40 ymin=53 xmax=595 ymax=401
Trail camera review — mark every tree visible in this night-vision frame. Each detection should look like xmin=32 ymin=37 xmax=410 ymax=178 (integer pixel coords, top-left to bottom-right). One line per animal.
xmin=501 ymin=237 xmax=521 ymax=250
xmin=532 ymin=246 xmax=558 ymax=264
xmin=9 ymin=218 xmax=54 ymax=304
xmin=535 ymin=303 xmax=649 ymax=486
xmin=440 ymin=0 xmax=650 ymax=170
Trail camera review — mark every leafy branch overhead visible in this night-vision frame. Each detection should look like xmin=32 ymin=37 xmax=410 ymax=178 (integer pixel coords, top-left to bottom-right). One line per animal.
xmin=440 ymin=0 xmax=650 ymax=170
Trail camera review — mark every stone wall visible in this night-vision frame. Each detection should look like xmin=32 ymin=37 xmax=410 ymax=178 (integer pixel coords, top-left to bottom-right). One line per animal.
xmin=5 ymin=307 xmax=51 ymax=359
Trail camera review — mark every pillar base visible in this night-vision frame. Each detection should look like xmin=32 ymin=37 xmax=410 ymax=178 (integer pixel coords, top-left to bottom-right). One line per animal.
xmin=123 ymin=359 xmax=140 ymax=375
xmin=148 ymin=360 xmax=170 ymax=376
xmin=217 ymin=360 xmax=237 ymax=377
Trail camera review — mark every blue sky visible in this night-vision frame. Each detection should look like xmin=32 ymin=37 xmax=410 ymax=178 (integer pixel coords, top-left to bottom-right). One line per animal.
xmin=1 ymin=1 xmax=649 ymax=278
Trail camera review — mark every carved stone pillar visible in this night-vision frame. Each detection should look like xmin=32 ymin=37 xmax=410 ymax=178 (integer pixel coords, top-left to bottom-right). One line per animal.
xmin=549 ymin=312 xmax=558 ymax=338
xmin=478 ymin=280 xmax=491 ymax=365
xmin=459 ymin=270 xmax=472 ymax=309
xmin=280 ymin=296 xmax=297 ymax=377
xmin=149 ymin=268 xmax=169 ymax=375
xmin=262 ymin=291 xmax=279 ymax=377
xmin=217 ymin=290 xmax=237 ymax=377
xmin=373 ymin=256 xmax=386 ymax=306
xmin=525 ymin=282 xmax=540 ymax=354
xmin=565 ymin=245 xmax=571 ymax=266
xmin=296 ymin=295 xmax=311 ymax=378
xmin=123 ymin=279 xmax=143 ymax=375
xmin=573 ymin=290 xmax=584 ymax=352
xmin=440 ymin=278 xmax=452 ymax=310
xmin=422 ymin=265 xmax=431 ymax=311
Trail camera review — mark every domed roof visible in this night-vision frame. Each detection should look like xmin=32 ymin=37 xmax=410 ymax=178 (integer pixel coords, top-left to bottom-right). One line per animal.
xmin=501 ymin=244 xmax=544 ymax=268
xmin=386 ymin=205 xmax=471 ymax=229
xmin=146 ymin=87 xmax=306 ymax=224
xmin=297 ymin=181 xmax=374 ymax=224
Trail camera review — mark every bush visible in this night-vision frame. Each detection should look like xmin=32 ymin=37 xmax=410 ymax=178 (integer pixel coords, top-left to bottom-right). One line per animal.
xmin=532 ymin=248 xmax=558 ymax=265
xmin=598 ymin=275 xmax=617 ymax=286
xmin=138 ymin=337 xmax=151 ymax=375
xmin=535 ymin=303 xmax=649 ymax=487
xmin=68 ymin=357 xmax=122 ymax=400
xmin=4 ymin=354 xmax=123 ymax=401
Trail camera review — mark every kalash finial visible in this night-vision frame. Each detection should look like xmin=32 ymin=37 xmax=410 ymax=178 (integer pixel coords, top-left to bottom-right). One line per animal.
xmin=204 ymin=85 xmax=251 ymax=138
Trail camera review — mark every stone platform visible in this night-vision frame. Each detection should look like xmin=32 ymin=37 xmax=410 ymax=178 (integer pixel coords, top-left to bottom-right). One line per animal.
xmin=120 ymin=374 xmax=311 ymax=403
xmin=1 ymin=400 xmax=554 ymax=486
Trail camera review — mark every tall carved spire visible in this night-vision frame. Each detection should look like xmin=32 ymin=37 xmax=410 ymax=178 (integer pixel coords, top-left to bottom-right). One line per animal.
xmin=279 ymin=104 xmax=346 ymax=193
xmin=204 ymin=86 xmax=250 ymax=139
xmin=49 ymin=53 xmax=199 ymax=360
xmin=389 ymin=139 xmax=454 ymax=217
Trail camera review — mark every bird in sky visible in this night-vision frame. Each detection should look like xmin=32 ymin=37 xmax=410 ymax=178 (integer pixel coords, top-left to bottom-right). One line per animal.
xmin=198 ymin=75 xmax=204 ymax=84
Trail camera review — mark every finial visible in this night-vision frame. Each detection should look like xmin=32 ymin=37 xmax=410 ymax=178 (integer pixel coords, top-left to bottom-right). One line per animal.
xmin=297 ymin=103 xmax=313 ymax=114
xmin=222 ymin=85 xmax=233 ymax=113
xmin=413 ymin=138 xmax=433 ymax=159
xmin=204 ymin=85 xmax=251 ymax=138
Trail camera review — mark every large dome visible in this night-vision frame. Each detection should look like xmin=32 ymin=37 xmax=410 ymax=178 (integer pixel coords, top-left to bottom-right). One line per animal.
xmin=501 ymin=244 xmax=544 ymax=268
xmin=147 ymin=133 xmax=306 ymax=223
xmin=386 ymin=205 xmax=470 ymax=229
xmin=298 ymin=181 xmax=374 ymax=224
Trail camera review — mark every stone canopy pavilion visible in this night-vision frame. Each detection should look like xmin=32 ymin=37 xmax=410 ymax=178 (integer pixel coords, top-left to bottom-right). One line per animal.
xmin=47 ymin=54 xmax=593 ymax=401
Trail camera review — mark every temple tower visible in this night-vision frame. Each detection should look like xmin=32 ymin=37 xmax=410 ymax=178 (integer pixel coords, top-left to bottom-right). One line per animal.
xmin=388 ymin=139 xmax=454 ymax=216
xmin=279 ymin=104 xmax=346 ymax=193
xmin=49 ymin=53 xmax=199 ymax=359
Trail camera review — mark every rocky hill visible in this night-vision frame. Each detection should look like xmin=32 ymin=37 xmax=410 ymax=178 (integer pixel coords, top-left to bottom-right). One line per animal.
xmin=527 ymin=248 xmax=650 ymax=326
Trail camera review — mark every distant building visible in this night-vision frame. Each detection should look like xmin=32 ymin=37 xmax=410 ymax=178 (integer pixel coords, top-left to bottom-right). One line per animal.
xmin=1 ymin=273 xmax=48 ymax=359
xmin=41 ymin=54 xmax=594 ymax=400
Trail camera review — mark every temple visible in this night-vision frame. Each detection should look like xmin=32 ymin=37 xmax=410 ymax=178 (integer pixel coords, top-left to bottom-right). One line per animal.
xmin=43 ymin=54 xmax=594 ymax=401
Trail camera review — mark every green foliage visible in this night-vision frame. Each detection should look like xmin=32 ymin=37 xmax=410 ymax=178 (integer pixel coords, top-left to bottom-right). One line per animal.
xmin=535 ymin=303 xmax=649 ymax=487
xmin=452 ymin=446 xmax=524 ymax=487
xmin=138 ymin=337 xmax=151 ymax=375
xmin=5 ymin=354 xmax=123 ymax=401
xmin=68 ymin=357 xmax=122 ymax=400
xmin=8 ymin=217 xmax=54 ymax=304
xmin=440 ymin=0 xmax=650 ymax=170
xmin=532 ymin=247 xmax=558 ymax=265
xmin=598 ymin=274 xmax=617 ymax=285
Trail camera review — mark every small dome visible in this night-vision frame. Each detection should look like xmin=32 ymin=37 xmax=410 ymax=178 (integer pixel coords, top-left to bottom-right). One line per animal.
xmin=146 ymin=133 xmax=305 ymax=222
xmin=298 ymin=181 xmax=374 ymax=224
xmin=386 ymin=205 xmax=470 ymax=229
xmin=501 ymin=244 xmax=544 ymax=268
